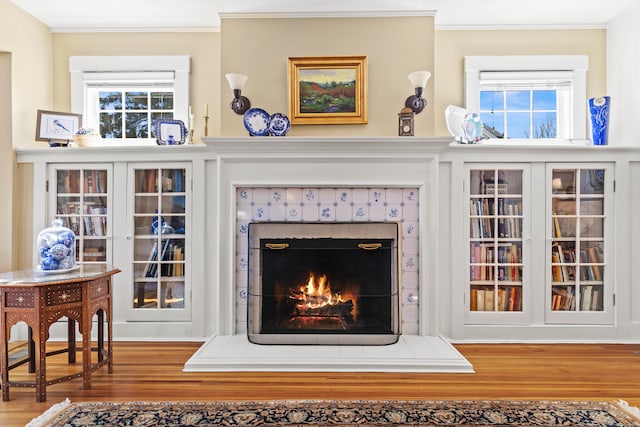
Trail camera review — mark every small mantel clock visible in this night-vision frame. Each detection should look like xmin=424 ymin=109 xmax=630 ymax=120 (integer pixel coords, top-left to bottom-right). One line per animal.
xmin=398 ymin=107 xmax=414 ymax=136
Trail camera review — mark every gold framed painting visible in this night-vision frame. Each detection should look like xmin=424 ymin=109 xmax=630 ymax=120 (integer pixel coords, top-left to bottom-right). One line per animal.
xmin=288 ymin=56 xmax=367 ymax=125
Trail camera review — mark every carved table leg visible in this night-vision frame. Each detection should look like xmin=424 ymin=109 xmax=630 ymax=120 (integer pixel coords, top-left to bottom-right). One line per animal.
xmin=35 ymin=335 xmax=46 ymax=402
xmin=68 ymin=319 xmax=76 ymax=364
xmin=1 ymin=310 xmax=9 ymax=401
xmin=27 ymin=327 xmax=36 ymax=373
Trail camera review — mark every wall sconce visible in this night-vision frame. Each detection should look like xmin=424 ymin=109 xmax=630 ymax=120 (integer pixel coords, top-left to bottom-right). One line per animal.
xmin=225 ymin=73 xmax=251 ymax=115
xmin=405 ymin=71 xmax=431 ymax=114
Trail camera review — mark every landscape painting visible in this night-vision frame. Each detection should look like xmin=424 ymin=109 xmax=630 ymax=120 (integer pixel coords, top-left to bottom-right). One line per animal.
xmin=288 ymin=56 xmax=367 ymax=125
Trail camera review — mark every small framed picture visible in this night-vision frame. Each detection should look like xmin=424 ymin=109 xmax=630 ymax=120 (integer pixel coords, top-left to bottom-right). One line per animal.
xmin=35 ymin=110 xmax=82 ymax=142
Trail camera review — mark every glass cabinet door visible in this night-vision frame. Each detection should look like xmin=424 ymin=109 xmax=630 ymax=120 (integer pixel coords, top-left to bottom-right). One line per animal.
xmin=51 ymin=165 xmax=111 ymax=266
xmin=548 ymin=165 xmax=610 ymax=321
xmin=130 ymin=164 xmax=190 ymax=321
xmin=467 ymin=166 xmax=527 ymax=322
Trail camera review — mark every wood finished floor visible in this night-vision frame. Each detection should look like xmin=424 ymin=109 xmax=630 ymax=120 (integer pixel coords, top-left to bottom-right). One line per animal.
xmin=1 ymin=342 xmax=639 ymax=426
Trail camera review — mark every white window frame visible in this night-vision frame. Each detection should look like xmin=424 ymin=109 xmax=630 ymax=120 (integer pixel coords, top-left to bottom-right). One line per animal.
xmin=70 ymin=56 xmax=190 ymax=145
xmin=465 ymin=55 xmax=588 ymax=141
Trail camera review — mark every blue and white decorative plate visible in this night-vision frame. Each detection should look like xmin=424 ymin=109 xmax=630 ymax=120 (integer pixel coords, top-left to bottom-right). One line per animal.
xmin=243 ymin=108 xmax=270 ymax=136
xmin=269 ymin=113 xmax=290 ymax=136
xmin=154 ymin=119 xmax=187 ymax=145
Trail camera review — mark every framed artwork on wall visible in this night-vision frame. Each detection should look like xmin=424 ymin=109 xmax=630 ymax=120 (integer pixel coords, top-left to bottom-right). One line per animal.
xmin=288 ymin=56 xmax=368 ymax=125
xmin=35 ymin=110 xmax=82 ymax=143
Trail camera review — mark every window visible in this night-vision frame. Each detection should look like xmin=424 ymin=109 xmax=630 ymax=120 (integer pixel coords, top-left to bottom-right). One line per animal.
xmin=465 ymin=56 xmax=588 ymax=141
xmin=70 ymin=56 xmax=190 ymax=144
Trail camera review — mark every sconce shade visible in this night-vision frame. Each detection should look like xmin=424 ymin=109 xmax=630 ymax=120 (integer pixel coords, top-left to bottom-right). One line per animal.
xmin=408 ymin=71 xmax=431 ymax=89
xmin=225 ymin=73 xmax=248 ymax=91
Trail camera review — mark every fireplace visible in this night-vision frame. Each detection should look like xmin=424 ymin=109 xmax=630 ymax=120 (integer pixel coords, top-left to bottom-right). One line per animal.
xmin=248 ymin=222 xmax=400 ymax=345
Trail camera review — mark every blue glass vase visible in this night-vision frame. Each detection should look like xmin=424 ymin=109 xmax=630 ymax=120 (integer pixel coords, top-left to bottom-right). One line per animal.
xmin=588 ymin=96 xmax=610 ymax=146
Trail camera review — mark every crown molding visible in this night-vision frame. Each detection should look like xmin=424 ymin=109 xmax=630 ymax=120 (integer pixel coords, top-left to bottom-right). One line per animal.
xmin=436 ymin=23 xmax=607 ymax=31
xmin=50 ymin=26 xmax=220 ymax=34
xmin=219 ymin=10 xmax=436 ymax=20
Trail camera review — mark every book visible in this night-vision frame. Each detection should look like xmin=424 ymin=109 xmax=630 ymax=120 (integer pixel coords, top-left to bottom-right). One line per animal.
xmin=146 ymin=170 xmax=157 ymax=193
xmin=581 ymin=285 xmax=593 ymax=311
xmin=477 ymin=289 xmax=486 ymax=311
xmin=553 ymin=216 xmax=562 ymax=238
xmin=470 ymin=288 xmax=478 ymax=311
xmin=587 ymin=247 xmax=603 ymax=281
xmin=484 ymin=289 xmax=495 ymax=311
xmin=83 ymin=246 xmax=105 ymax=262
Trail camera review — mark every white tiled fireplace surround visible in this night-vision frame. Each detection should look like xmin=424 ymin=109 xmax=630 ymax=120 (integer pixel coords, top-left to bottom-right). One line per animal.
xmin=184 ymin=137 xmax=472 ymax=373
xmin=235 ymin=186 xmax=419 ymax=336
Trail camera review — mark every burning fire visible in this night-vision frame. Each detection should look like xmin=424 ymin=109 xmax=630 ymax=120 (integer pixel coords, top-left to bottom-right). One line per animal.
xmin=289 ymin=272 xmax=356 ymax=319
xmin=296 ymin=272 xmax=343 ymax=309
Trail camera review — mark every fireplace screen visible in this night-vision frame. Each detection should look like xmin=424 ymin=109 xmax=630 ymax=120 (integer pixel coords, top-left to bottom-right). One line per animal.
xmin=248 ymin=222 xmax=400 ymax=345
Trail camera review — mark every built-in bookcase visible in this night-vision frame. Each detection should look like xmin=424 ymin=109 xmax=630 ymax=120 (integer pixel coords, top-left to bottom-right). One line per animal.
xmin=48 ymin=164 xmax=112 ymax=266
xmin=128 ymin=163 xmax=191 ymax=322
xmin=465 ymin=165 xmax=529 ymax=324
xmin=546 ymin=164 xmax=612 ymax=324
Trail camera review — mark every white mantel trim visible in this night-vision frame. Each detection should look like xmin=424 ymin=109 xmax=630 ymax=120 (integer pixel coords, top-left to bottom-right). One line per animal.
xmin=204 ymin=137 xmax=447 ymax=338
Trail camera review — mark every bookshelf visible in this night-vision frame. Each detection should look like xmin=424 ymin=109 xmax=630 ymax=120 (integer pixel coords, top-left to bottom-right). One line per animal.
xmin=467 ymin=167 xmax=527 ymax=322
xmin=50 ymin=165 xmax=112 ymax=266
xmin=548 ymin=166 xmax=608 ymax=321
xmin=130 ymin=165 xmax=189 ymax=319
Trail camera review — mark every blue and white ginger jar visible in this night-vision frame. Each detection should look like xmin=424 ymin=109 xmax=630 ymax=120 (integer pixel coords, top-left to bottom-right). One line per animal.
xmin=37 ymin=219 xmax=76 ymax=271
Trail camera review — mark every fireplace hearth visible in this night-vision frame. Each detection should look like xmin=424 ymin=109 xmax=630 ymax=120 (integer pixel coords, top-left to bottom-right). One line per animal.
xmin=248 ymin=222 xmax=400 ymax=345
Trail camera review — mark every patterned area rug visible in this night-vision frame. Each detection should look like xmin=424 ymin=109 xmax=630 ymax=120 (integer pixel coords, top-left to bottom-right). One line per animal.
xmin=28 ymin=399 xmax=640 ymax=426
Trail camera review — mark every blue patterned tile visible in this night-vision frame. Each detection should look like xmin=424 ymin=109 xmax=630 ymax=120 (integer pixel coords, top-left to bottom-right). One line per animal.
xmin=270 ymin=188 xmax=285 ymax=204
xmin=286 ymin=205 xmax=301 ymax=220
xmin=352 ymin=204 xmax=369 ymax=220
xmin=319 ymin=205 xmax=334 ymax=220
xmin=369 ymin=189 xmax=385 ymax=204
xmin=403 ymin=189 xmax=418 ymax=204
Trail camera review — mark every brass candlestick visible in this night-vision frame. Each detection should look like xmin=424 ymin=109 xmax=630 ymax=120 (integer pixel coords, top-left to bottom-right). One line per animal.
xmin=204 ymin=115 xmax=210 ymax=137
xmin=189 ymin=129 xmax=195 ymax=144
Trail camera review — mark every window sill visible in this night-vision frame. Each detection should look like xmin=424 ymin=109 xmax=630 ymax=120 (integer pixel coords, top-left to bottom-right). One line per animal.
xmin=474 ymin=139 xmax=592 ymax=146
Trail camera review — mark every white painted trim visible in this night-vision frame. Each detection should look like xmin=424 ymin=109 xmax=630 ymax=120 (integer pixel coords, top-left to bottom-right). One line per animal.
xmin=219 ymin=10 xmax=436 ymax=20
xmin=464 ymin=55 xmax=588 ymax=140
xmin=69 ymin=55 xmax=191 ymax=137
xmin=436 ymin=24 xmax=606 ymax=31
xmin=69 ymin=56 xmax=190 ymax=72
xmin=51 ymin=27 xmax=219 ymax=33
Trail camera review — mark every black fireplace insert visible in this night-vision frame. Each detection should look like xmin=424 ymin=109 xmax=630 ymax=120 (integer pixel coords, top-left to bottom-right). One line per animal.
xmin=248 ymin=222 xmax=400 ymax=345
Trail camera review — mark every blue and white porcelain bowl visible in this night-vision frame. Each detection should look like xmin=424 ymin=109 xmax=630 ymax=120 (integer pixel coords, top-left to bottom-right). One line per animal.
xmin=269 ymin=113 xmax=290 ymax=136
xmin=243 ymin=108 xmax=270 ymax=136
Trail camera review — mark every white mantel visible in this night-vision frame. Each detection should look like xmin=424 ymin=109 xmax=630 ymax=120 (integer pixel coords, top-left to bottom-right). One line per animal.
xmin=201 ymin=137 xmax=450 ymax=337
xmin=185 ymin=136 xmax=473 ymax=372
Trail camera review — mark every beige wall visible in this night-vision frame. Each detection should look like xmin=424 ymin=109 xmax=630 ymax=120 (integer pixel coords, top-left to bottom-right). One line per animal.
xmin=0 ymin=1 xmax=53 ymax=148
xmin=52 ymin=32 xmax=221 ymax=140
xmin=0 ymin=53 xmax=14 ymax=270
xmin=0 ymin=1 xmax=52 ymax=270
xmin=220 ymin=17 xmax=435 ymax=137
xmin=434 ymin=29 xmax=606 ymax=136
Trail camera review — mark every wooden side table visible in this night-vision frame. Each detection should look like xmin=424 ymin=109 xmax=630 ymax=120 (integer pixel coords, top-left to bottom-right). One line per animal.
xmin=0 ymin=264 xmax=120 ymax=402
